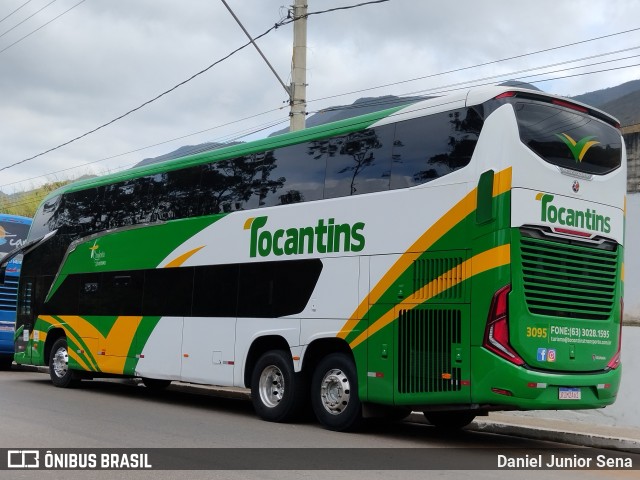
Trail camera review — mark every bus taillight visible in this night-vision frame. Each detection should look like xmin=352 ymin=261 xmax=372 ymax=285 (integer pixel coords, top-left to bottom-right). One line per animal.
xmin=606 ymin=299 xmax=623 ymax=370
xmin=483 ymin=285 xmax=525 ymax=366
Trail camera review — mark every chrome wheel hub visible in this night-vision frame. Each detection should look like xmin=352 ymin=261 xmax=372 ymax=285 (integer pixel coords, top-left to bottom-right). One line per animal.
xmin=52 ymin=346 xmax=69 ymax=378
xmin=258 ymin=365 xmax=285 ymax=408
xmin=320 ymin=368 xmax=350 ymax=415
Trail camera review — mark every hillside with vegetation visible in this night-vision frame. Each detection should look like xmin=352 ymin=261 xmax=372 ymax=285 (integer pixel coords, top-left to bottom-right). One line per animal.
xmin=0 ymin=181 xmax=69 ymax=218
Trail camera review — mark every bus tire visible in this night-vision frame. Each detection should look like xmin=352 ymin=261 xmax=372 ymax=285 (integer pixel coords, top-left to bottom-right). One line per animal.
xmin=49 ymin=337 xmax=79 ymax=388
xmin=311 ymin=353 xmax=362 ymax=432
xmin=251 ymin=350 xmax=304 ymax=423
xmin=423 ymin=411 xmax=476 ymax=429
xmin=141 ymin=378 xmax=172 ymax=390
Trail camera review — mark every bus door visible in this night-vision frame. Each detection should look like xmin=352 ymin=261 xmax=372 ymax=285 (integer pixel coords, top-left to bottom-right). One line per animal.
xmin=181 ymin=316 xmax=236 ymax=386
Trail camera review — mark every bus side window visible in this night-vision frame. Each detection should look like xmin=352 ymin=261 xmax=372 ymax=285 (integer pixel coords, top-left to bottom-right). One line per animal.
xmin=324 ymin=125 xmax=394 ymax=199
xmin=78 ymin=274 xmax=102 ymax=315
xmin=390 ymin=108 xmax=480 ymax=189
xmin=142 ymin=268 xmax=194 ymax=317
xmin=29 ymin=195 xmax=62 ymax=241
xmin=165 ymin=167 xmax=203 ymax=219
xmin=104 ymin=272 xmax=144 ymax=316
xmin=104 ymin=179 xmax=149 ymax=229
xmin=200 ymin=160 xmax=237 ymax=215
xmin=192 ymin=264 xmax=239 ymax=317
xmin=59 ymin=188 xmax=104 ymax=236
xmin=257 ymin=143 xmax=325 ymax=208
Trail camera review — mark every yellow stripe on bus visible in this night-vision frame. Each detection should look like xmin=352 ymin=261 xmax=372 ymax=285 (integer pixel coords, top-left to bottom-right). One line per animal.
xmin=68 ymin=348 xmax=93 ymax=372
xmin=348 ymin=244 xmax=511 ymax=349
xmin=164 ymin=245 xmax=205 ymax=268
xmin=57 ymin=315 xmax=142 ymax=374
xmin=338 ymin=167 xmax=512 ymax=340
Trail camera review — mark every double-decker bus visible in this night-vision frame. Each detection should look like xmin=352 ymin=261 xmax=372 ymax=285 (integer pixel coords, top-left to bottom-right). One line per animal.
xmin=0 ymin=214 xmax=32 ymax=369
xmin=4 ymin=86 xmax=625 ymax=431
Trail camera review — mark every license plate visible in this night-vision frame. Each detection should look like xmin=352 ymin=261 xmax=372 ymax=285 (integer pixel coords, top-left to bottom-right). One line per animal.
xmin=559 ymin=387 xmax=581 ymax=400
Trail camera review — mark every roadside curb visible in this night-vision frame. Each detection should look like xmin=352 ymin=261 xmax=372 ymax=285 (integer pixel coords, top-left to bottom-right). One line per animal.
xmin=407 ymin=413 xmax=640 ymax=453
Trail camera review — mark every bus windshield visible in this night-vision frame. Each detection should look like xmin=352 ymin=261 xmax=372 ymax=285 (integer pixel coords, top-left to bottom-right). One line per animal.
xmin=513 ymin=100 xmax=622 ymax=175
xmin=0 ymin=219 xmax=30 ymax=259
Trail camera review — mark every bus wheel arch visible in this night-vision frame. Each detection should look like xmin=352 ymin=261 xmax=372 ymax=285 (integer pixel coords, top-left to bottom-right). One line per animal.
xmin=243 ymin=335 xmax=291 ymax=389
xmin=44 ymin=328 xmax=66 ymax=367
xmin=300 ymin=338 xmax=353 ymax=379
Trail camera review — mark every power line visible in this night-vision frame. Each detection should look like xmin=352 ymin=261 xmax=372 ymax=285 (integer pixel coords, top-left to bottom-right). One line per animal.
xmin=0 ymin=0 xmax=33 ymax=25
xmin=3 ymin=44 xmax=638 ymax=192
xmin=0 ymin=112 xmax=290 ymax=191
xmin=0 ymin=0 xmax=56 ymax=40
xmin=0 ymin=1 xmax=393 ymax=174
xmin=309 ymin=26 xmax=640 ymax=105
xmin=314 ymin=51 xmax=640 ymax=114
xmin=0 ymin=117 xmax=291 ymax=210
xmin=1 ymin=54 xmax=635 ymax=210
xmin=305 ymin=61 xmax=640 ymax=121
xmin=0 ymin=18 xmax=291 ymax=174
xmin=303 ymin=0 xmax=390 ymax=18
xmin=1 ymin=6 xmax=635 ymax=178
xmin=3 ymin=56 xmax=635 ymax=202
xmin=0 ymin=0 xmax=86 ymax=56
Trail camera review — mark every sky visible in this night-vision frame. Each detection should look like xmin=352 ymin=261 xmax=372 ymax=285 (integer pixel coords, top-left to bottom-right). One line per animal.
xmin=0 ymin=0 xmax=639 ymax=196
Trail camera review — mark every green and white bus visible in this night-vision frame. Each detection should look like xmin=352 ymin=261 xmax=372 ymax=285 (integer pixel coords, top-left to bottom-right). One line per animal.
xmin=5 ymin=86 xmax=625 ymax=431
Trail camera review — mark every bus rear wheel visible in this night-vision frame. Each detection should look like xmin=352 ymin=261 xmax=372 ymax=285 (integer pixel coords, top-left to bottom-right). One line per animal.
xmin=49 ymin=338 xmax=79 ymax=388
xmin=423 ymin=411 xmax=476 ymax=429
xmin=251 ymin=350 xmax=305 ymax=423
xmin=311 ymin=353 xmax=362 ymax=432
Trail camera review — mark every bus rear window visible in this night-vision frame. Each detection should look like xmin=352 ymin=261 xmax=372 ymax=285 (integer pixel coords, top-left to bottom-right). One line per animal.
xmin=514 ymin=101 xmax=621 ymax=175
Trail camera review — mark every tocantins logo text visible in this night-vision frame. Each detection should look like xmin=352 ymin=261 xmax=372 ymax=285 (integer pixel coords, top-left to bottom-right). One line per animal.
xmin=536 ymin=193 xmax=610 ymax=234
xmin=245 ymin=216 xmax=365 ymax=258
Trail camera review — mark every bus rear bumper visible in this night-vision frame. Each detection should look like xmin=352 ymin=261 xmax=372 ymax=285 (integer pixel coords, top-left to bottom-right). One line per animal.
xmin=471 ymin=347 xmax=621 ymax=410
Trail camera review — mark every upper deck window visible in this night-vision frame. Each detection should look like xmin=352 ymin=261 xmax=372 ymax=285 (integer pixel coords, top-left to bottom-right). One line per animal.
xmin=514 ymin=101 xmax=622 ymax=175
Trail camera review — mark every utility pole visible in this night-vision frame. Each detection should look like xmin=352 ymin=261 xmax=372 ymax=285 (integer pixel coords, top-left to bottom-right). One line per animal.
xmin=289 ymin=0 xmax=307 ymax=131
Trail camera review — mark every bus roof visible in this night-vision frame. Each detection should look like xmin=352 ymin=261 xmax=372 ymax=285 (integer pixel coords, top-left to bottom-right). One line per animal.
xmin=40 ymin=85 xmax=620 ymax=203
xmin=42 ymin=101 xmax=414 ymax=202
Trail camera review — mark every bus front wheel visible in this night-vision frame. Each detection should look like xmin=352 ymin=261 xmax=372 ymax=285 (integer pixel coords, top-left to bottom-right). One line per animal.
xmin=311 ymin=353 xmax=362 ymax=431
xmin=49 ymin=338 xmax=79 ymax=388
xmin=251 ymin=350 xmax=305 ymax=423
xmin=423 ymin=411 xmax=476 ymax=429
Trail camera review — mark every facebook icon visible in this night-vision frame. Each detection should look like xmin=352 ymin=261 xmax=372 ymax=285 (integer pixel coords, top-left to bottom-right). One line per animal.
xmin=536 ymin=348 xmax=547 ymax=362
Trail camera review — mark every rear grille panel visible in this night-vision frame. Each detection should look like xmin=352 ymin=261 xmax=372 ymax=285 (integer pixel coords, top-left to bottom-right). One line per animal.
xmin=398 ymin=308 xmax=461 ymax=394
xmin=520 ymin=234 xmax=618 ymax=320
xmin=412 ymin=257 xmax=465 ymax=301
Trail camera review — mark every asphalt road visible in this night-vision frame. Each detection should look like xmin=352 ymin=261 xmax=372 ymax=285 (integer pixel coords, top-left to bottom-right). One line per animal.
xmin=0 ymin=370 xmax=636 ymax=480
